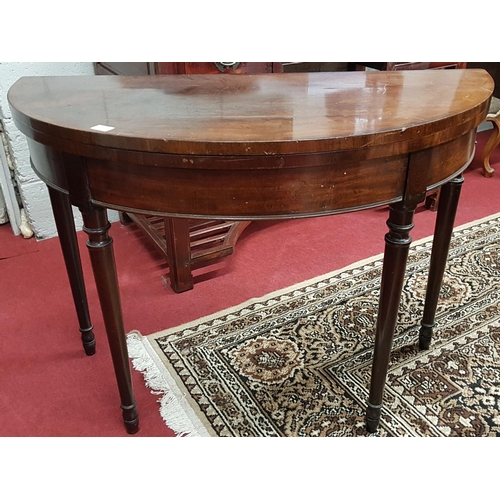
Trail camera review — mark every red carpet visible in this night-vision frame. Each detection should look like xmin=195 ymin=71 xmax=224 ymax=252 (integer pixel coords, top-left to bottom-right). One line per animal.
xmin=1 ymin=130 xmax=499 ymax=437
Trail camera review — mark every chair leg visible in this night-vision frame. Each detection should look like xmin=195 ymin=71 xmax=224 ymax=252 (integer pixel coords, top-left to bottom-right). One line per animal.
xmin=481 ymin=116 xmax=500 ymax=178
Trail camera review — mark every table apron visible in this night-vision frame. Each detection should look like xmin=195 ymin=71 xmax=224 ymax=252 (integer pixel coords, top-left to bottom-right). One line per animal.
xmin=27 ymin=130 xmax=476 ymax=219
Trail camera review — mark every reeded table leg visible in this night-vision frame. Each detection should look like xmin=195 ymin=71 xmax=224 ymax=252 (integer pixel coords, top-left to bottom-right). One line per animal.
xmin=419 ymin=175 xmax=464 ymax=350
xmin=366 ymin=202 xmax=416 ymax=433
xmin=48 ymin=186 xmax=95 ymax=356
xmin=81 ymin=207 xmax=139 ymax=434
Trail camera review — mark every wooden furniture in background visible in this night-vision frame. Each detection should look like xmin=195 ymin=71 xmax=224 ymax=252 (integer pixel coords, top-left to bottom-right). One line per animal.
xmin=481 ymin=97 xmax=500 ymax=177
xmin=466 ymin=64 xmax=500 ymax=178
xmin=94 ymin=62 xmax=283 ymax=293
xmin=95 ymin=62 xmax=283 ymax=76
xmin=9 ymin=69 xmax=493 ymax=434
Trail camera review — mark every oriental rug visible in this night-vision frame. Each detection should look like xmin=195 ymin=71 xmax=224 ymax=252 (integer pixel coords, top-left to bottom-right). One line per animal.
xmin=128 ymin=212 xmax=500 ymax=436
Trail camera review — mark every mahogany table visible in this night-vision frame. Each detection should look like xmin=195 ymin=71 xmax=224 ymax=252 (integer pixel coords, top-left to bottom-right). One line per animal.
xmin=8 ymin=70 xmax=493 ymax=434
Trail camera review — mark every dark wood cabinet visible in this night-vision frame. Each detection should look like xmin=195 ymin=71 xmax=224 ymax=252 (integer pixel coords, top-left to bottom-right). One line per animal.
xmin=94 ymin=62 xmax=282 ymax=76
xmin=155 ymin=62 xmax=282 ymax=74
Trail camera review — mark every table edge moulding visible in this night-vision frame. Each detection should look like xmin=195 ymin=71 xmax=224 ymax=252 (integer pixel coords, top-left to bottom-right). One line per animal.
xmin=8 ymin=70 xmax=494 ymax=434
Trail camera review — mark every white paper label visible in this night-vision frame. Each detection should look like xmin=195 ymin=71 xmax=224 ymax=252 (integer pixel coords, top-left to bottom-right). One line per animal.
xmin=90 ymin=124 xmax=115 ymax=132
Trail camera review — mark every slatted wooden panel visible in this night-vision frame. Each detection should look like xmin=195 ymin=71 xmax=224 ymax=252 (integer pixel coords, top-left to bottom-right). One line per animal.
xmin=126 ymin=213 xmax=251 ymax=265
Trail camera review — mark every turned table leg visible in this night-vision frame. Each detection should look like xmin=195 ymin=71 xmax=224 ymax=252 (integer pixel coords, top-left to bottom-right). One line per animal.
xmin=81 ymin=207 xmax=139 ymax=434
xmin=419 ymin=175 xmax=464 ymax=350
xmin=366 ymin=202 xmax=416 ymax=433
xmin=48 ymin=186 xmax=95 ymax=356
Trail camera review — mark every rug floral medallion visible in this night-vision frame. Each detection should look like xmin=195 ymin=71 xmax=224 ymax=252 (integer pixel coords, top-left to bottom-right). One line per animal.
xmin=128 ymin=213 xmax=500 ymax=437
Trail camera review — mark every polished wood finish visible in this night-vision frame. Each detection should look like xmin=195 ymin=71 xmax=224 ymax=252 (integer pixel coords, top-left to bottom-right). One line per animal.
xmin=466 ymin=63 xmax=500 ymax=98
xmin=8 ymin=70 xmax=493 ymax=434
xmin=347 ymin=62 xmax=468 ymax=212
xmin=11 ymin=72 xmax=490 ymax=156
xmin=94 ymin=62 xmax=283 ymax=292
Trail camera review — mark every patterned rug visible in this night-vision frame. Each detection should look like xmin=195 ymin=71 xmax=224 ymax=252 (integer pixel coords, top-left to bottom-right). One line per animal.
xmin=128 ymin=212 xmax=500 ymax=436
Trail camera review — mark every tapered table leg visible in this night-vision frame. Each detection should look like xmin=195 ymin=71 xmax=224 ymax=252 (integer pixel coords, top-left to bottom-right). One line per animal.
xmin=81 ymin=207 xmax=139 ymax=434
xmin=366 ymin=202 xmax=416 ymax=433
xmin=419 ymin=175 xmax=464 ymax=350
xmin=48 ymin=187 xmax=95 ymax=356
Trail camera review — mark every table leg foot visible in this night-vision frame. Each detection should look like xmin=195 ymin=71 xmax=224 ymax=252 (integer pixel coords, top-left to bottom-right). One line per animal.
xmin=418 ymin=323 xmax=434 ymax=350
xmin=365 ymin=403 xmax=382 ymax=433
xmin=122 ymin=403 xmax=140 ymax=434
xmin=81 ymin=325 xmax=96 ymax=356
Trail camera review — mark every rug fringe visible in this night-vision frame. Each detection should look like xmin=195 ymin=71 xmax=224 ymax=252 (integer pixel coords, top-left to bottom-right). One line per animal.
xmin=126 ymin=331 xmax=210 ymax=437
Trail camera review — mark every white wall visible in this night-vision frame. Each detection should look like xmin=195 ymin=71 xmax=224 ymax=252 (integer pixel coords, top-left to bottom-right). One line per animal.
xmin=0 ymin=62 xmax=119 ymax=240
xmin=0 ymin=188 xmax=7 ymax=224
